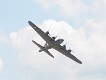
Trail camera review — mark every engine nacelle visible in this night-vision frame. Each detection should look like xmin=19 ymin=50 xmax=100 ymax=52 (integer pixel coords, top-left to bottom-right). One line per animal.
xmin=68 ymin=49 xmax=72 ymax=52
xmin=45 ymin=31 xmax=49 ymax=35
xmin=62 ymin=45 xmax=66 ymax=49
xmin=51 ymin=36 xmax=56 ymax=41
xmin=56 ymin=39 xmax=64 ymax=44
xmin=39 ymin=49 xmax=43 ymax=52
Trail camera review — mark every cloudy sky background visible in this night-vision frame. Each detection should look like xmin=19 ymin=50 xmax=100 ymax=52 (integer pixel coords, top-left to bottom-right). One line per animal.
xmin=0 ymin=0 xmax=106 ymax=80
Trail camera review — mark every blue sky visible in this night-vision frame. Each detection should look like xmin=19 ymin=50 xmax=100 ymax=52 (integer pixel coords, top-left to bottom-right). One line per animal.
xmin=0 ymin=0 xmax=43 ymax=32
xmin=0 ymin=0 xmax=91 ymax=33
xmin=0 ymin=0 xmax=70 ymax=33
xmin=0 ymin=0 xmax=106 ymax=80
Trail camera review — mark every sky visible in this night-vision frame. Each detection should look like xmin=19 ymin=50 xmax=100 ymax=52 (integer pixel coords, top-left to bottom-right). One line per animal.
xmin=0 ymin=0 xmax=106 ymax=80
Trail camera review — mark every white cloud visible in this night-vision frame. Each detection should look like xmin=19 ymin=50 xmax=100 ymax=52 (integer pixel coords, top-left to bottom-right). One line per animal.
xmin=52 ymin=0 xmax=86 ymax=17
xmin=0 ymin=32 xmax=6 ymax=72
xmin=34 ymin=0 xmax=106 ymax=24
xmin=52 ymin=0 xmax=106 ymax=21
xmin=34 ymin=0 xmax=87 ymax=17
xmin=0 ymin=58 xmax=3 ymax=71
xmin=89 ymin=0 xmax=106 ymax=21
xmin=10 ymin=19 xmax=106 ymax=80
xmin=34 ymin=0 xmax=51 ymax=9
xmin=0 ymin=33 xmax=6 ymax=44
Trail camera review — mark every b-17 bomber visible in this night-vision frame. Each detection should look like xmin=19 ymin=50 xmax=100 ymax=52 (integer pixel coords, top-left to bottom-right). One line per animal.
xmin=28 ymin=21 xmax=82 ymax=64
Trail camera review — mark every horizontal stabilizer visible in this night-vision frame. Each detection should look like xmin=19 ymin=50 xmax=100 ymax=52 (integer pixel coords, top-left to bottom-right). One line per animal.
xmin=32 ymin=40 xmax=54 ymax=58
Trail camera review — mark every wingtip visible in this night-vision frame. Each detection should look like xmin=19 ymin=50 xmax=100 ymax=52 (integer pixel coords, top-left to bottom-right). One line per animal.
xmin=28 ymin=21 xmax=32 ymax=24
xmin=79 ymin=61 xmax=82 ymax=64
xmin=32 ymin=40 xmax=34 ymax=42
xmin=28 ymin=21 xmax=31 ymax=23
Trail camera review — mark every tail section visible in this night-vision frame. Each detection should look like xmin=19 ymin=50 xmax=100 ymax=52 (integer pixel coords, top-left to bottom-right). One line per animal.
xmin=32 ymin=40 xmax=54 ymax=58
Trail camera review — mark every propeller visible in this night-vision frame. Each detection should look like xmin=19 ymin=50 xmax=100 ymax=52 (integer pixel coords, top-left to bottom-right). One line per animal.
xmin=46 ymin=31 xmax=49 ymax=34
xmin=68 ymin=49 xmax=74 ymax=52
xmin=62 ymin=45 xmax=66 ymax=49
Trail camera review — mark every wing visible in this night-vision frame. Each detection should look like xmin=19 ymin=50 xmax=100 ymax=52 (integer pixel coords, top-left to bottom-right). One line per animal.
xmin=53 ymin=45 xmax=82 ymax=64
xmin=32 ymin=40 xmax=54 ymax=58
xmin=28 ymin=21 xmax=52 ymax=44
xmin=60 ymin=49 xmax=82 ymax=64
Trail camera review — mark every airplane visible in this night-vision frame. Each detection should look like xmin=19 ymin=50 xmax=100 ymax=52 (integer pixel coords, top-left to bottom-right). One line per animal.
xmin=28 ymin=21 xmax=82 ymax=64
